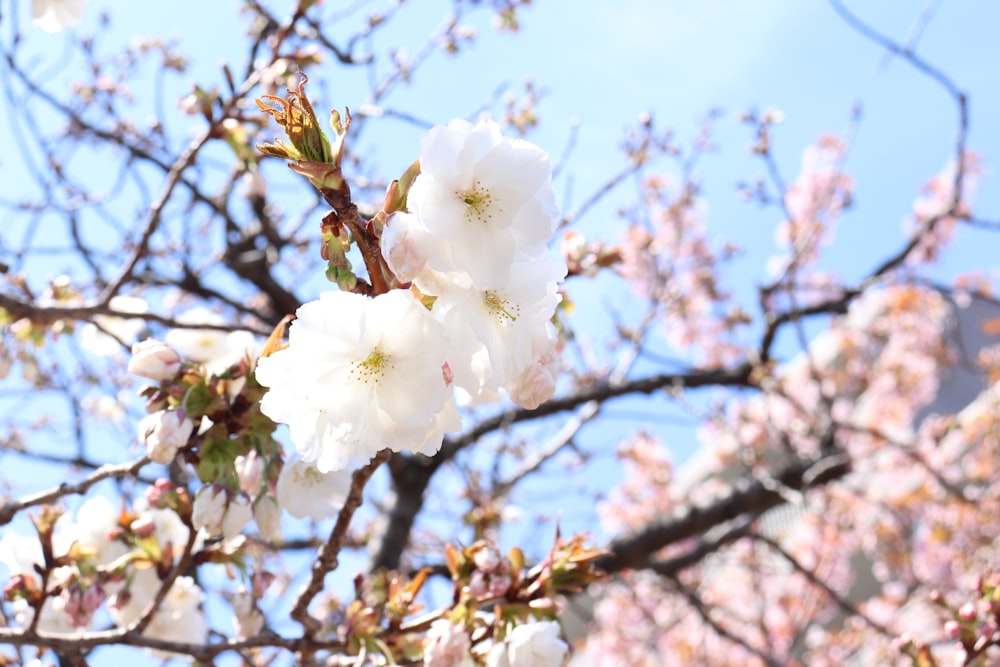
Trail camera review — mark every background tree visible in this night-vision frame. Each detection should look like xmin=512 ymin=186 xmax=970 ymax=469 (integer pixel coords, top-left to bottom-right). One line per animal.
xmin=0 ymin=0 xmax=998 ymax=665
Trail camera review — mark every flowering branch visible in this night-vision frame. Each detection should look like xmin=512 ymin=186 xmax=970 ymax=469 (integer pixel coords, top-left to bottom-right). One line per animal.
xmin=290 ymin=449 xmax=392 ymax=637
xmin=0 ymin=457 xmax=150 ymax=526
xmin=596 ymin=450 xmax=849 ymax=574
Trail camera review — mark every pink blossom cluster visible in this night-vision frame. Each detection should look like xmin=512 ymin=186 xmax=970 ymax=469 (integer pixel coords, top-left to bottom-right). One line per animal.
xmin=579 ymin=284 xmax=1000 ymax=665
xmin=906 ymin=151 xmax=982 ymax=265
xmin=617 ymin=175 xmax=746 ymax=365
xmin=768 ymin=134 xmax=853 ymax=279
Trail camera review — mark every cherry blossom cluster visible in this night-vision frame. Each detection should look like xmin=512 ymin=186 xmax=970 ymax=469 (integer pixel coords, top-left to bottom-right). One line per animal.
xmin=906 ymin=151 xmax=982 ymax=265
xmin=897 ymin=572 xmax=1000 ymax=666
xmin=767 ymin=134 xmax=853 ymax=279
xmin=415 ymin=537 xmax=598 ymax=666
xmin=579 ymin=284 xmax=977 ymax=665
xmin=0 ymin=491 xmax=207 ymax=651
xmin=0 ymin=102 xmax=574 ymax=660
xmin=256 ymin=118 xmax=565 ymax=473
xmin=129 ymin=318 xmax=359 ymax=537
xmin=617 ymin=174 xmax=748 ymax=366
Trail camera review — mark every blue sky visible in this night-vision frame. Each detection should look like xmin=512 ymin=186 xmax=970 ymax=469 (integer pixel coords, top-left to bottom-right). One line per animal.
xmin=8 ymin=0 xmax=998 ymax=287
xmin=2 ymin=0 xmax=999 ymax=663
xmin=5 ymin=0 xmax=998 ymax=542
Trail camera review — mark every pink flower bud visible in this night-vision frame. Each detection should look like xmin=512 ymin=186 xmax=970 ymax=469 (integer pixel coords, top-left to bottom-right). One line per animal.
xmin=130 ymin=514 xmax=156 ymax=538
xmin=128 ymin=338 xmax=182 ymax=381
xmin=81 ymin=583 xmax=105 ymax=615
xmin=944 ymin=620 xmax=962 ymax=638
xmin=234 ymin=452 xmax=264 ymax=493
xmin=145 ymin=478 xmax=175 ymax=507
xmin=468 ymin=570 xmax=489 ymax=598
xmin=508 ymin=362 xmax=556 ymax=410
xmin=252 ymin=570 xmax=276 ymax=599
xmin=64 ymin=583 xmax=105 ymax=628
xmin=139 ymin=410 xmax=194 ymax=464
xmin=488 ymin=574 xmax=512 ymax=597
xmin=959 ymin=602 xmax=978 ymax=621
xmin=380 ymin=211 xmax=430 ymax=283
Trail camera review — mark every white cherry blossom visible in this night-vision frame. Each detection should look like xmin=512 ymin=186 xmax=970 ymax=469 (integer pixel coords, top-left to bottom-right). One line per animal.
xmin=275 ymin=456 xmax=353 ymax=520
xmin=256 ymin=289 xmax=457 ymax=471
xmin=139 ymin=409 xmax=194 ymax=464
xmin=80 ymin=295 xmax=148 ymax=357
xmin=431 ymin=254 xmax=564 ymax=400
xmin=165 ymin=307 xmax=255 ymax=375
xmin=507 ymin=621 xmax=569 ymax=667
xmin=424 ymin=619 xmax=475 ymax=667
xmin=407 ymin=118 xmax=558 ymax=289
xmin=32 ymin=0 xmax=87 ymax=33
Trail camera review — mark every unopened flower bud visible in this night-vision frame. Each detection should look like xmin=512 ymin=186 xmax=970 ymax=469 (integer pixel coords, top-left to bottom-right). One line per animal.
xmin=508 ymin=361 xmax=556 ymax=410
xmin=128 ymin=339 xmax=182 ymax=381
xmin=473 ymin=545 xmax=502 ymax=573
xmin=130 ymin=514 xmax=156 ymax=538
xmin=253 ymin=495 xmax=282 ymax=542
xmin=139 ymin=410 xmax=194 ymax=464
xmin=488 ymin=574 xmax=512 ymax=597
xmin=235 ymin=452 xmax=264 ymax=493
xmin=231 ymin=587 xmax=265 ymax=638
xmin=145 ymin=478 xmax=175 ymax=508
xmin=252 ymin=570 xmax=275 ymax=599
xmin=192 ymin=484 xmax=228 ymax=536
xmin=528 ymin=597 xmax=558 ymax=613
xmin=380 ymin=212 xmax=430 ymax=283
xmin=222 ymin=493 xmax=253 ymax=540
xmin=468 ymin=570 xmax=489 ymax=599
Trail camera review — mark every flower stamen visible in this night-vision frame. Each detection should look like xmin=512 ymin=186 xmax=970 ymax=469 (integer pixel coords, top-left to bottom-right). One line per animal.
xmin=351 ymin=347 xmax=393 ymax=384
xmin=484 ymin=291 xmax=520 ymax=323
xmin=459 ymin=180 xmax=499 ymax=224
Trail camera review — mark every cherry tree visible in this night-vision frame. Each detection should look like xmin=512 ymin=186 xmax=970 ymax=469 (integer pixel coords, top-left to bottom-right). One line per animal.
xmin=0 ymin=1 xmax=997 ymax=666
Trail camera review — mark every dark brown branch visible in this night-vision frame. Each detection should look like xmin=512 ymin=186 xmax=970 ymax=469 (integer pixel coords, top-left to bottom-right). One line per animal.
xmin=368 ymin=364 xmax=755 ymax=571
xmin=0 ymin=457 xmax=150 ymax=526
xmin=290 ymin=449 xmax=391 ymax=638
xmin=642 ymin=514 xmax=758 ymax=579
xmin=441 ymin=364 xmax=755 ymax=462
xmin=0 ymin=293 xmax=271 ymax=335
xmin=0 ymin=624 xmax=349 ymax=662
xmin=595 ymin=452 xmax=850 ymax=574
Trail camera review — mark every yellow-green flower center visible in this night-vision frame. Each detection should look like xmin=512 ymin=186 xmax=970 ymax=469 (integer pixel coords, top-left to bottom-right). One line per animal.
xmin=460 ymin=180 xmax=499 ymax=224
xmin=484 ymin=291 xmax=520 ymax=323
xmin=351 ymin=347 xmax=392 ymax=384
